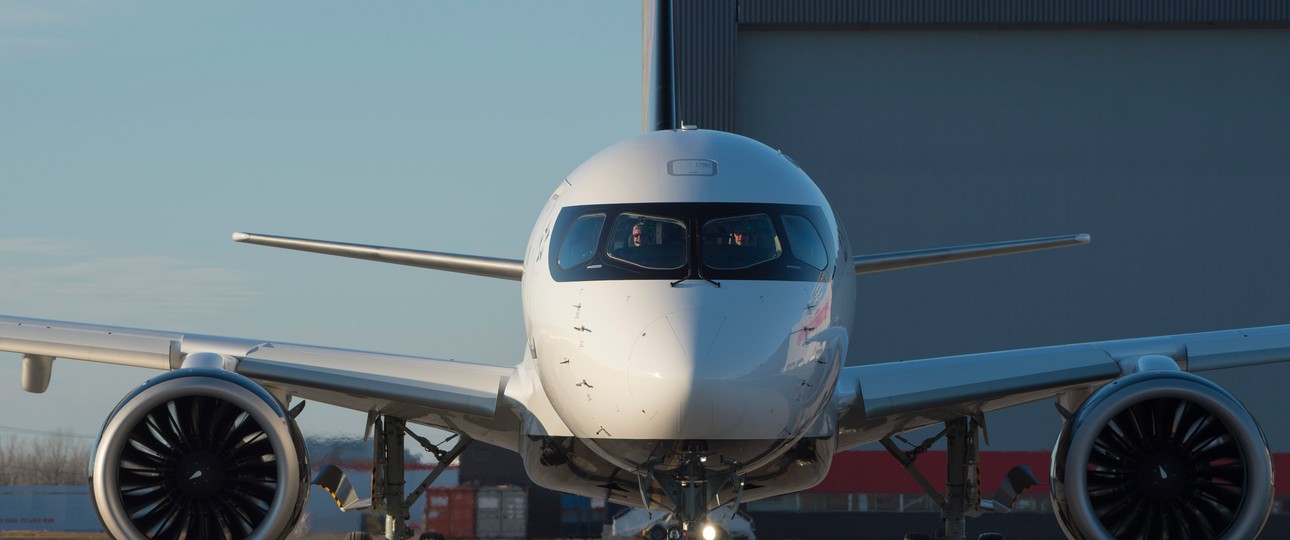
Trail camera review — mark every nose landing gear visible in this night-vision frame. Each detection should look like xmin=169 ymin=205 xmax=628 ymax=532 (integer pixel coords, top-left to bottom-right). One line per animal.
xmin=638 ymin=449 xmax=744 ymax=539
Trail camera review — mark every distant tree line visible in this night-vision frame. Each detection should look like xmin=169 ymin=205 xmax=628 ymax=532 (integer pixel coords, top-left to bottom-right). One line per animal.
xmin=0 ymin=432 xmax=430 ymax=486
xmin=0 ymin=433 xmax=91 ymax=485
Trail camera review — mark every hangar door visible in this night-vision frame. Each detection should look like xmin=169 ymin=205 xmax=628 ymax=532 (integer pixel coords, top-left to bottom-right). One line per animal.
xmin=736 ymin=29 xmax=1290 ymax=448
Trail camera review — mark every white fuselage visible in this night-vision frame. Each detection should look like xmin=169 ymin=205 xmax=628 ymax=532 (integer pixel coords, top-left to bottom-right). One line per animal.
xmin=517 ymin=129 xmax=856 ymax=477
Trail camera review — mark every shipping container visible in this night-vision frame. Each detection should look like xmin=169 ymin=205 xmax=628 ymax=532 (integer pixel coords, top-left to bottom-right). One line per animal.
xmin=559 ymin=493 xmax=610 ymax=537
xmin=304 ymin=445 xmax=459 ymax=535
xmin=422 ymin=486 xmax=476 ymax=539
xmin=475 ymin=485 xmax=527 ymax=539
xmin=0 ymin=486 xmax=101 ymax=532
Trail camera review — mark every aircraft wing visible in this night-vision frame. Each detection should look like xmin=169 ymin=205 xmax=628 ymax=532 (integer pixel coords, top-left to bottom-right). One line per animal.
xmin=833 ymin=323 xmax=1290 ymax=450
xmin=0 ymin=314 xmax=522 ymax=442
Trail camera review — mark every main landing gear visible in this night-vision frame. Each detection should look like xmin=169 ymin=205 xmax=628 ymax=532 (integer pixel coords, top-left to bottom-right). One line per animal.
xmin=314 ymin=415 xmax=472 ymax=540
xmin=881 ymin=417 xmax=1039 ymax=540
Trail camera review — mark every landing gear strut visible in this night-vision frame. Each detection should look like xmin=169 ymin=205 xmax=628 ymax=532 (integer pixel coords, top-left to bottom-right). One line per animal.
xmin=638 ymin=449 xmax=742 ymax=538
xmin=881 ymin=416 xmax=1037 ymax=540
xmin=371 ymin=416 xmax=472 ymax=540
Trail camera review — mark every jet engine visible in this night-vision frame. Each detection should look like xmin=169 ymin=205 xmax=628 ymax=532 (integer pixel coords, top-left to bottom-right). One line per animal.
xmin=1051 ymin=369 xmax=1272 ymax=539
xmin=89 ymin=368 xmax=309 ymax=540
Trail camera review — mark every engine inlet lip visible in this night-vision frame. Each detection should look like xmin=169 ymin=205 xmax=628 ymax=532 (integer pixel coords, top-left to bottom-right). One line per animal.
xmin=90 ymin=374 xmax=302 ymax=540
xmin=1056 ymin=373 xmax=1272 ymax=540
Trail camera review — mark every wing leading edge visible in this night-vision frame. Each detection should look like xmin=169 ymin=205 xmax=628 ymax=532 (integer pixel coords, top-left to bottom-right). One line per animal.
xmin=0 ymin=314 xmax=515 ymax=425
xmin=232 ymin=232 xmax=524 ymax=281
xmin=833 ymin=323 xmax=1290 ymax=450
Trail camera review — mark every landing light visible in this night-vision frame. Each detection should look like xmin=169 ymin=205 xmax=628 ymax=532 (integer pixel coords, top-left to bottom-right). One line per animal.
xmin=702 ymin=524 xmax=717 ymax=540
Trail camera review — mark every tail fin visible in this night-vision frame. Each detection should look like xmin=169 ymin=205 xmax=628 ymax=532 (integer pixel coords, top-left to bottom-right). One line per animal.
xmin=644 ymin=0 xmax=677 ymax=131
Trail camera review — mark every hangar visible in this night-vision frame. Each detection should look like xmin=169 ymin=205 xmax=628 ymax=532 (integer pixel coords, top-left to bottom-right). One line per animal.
xmin=657 ymin=1 xmax=1290 ymax=537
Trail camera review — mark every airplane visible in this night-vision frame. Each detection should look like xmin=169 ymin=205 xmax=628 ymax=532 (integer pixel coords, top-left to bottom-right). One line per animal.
xmin=3 ymin=3 xmax=1288 ymax=540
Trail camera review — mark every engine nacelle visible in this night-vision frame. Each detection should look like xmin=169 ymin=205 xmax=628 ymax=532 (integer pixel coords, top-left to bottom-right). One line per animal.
xmin=90 ymin=368 xmax=309 ymax=540
xmin=1051 ymin=369 xmax=1272 ymax=539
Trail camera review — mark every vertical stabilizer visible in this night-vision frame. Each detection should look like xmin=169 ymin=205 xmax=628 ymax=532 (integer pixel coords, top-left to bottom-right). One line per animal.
xmin=643 ymin=0 xmax=677 ymax=131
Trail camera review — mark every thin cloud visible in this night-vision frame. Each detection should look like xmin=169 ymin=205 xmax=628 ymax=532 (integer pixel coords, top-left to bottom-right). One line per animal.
xmin=0 ymin=255 xmax=253 ymax=320
xmin=0 ymin=0 xmax=106 ymax=28
xmin=0 ymin=0 xmax=110 ymax=60
xmin=0 ymin=3 xmax=67 ymax=27
xmin=0 ymin=237 xmax=85 ymax=255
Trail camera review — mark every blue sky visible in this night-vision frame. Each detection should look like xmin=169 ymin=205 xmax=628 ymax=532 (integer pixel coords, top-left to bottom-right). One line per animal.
xmin=1 ymin=1 xmax=641 ymax=442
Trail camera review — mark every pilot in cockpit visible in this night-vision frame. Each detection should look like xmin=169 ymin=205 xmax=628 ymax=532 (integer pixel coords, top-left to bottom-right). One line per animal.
xmin=607 ymin=216 xmax=688 ymax=269
xmin=730 ymin=226 xmax=753 ymax=247
xmin=630 ymin=221 xmax=655 ymax=247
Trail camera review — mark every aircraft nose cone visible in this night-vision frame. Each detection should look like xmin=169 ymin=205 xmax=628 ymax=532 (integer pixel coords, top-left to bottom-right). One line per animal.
xmin=628 ymin=310 xmax=720 ymax=380
xmin=625 ymin=310 xmax=712 ymax=432
xmin=625 ymin=309 xmax=792 ymax=435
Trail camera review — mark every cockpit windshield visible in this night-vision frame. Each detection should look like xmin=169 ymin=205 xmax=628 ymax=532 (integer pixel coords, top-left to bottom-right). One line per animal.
xmin=701 ymin=214 xmax=782 ymax=270
xmin=606 ymin=213 xmax=687 ymax=270
xmin=549 ymin=203 xmax=834 ymax=282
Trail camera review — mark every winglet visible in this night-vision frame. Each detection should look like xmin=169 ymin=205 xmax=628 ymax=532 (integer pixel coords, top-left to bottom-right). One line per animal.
xmin=853 ymin=233 xmax=1090 ymax=275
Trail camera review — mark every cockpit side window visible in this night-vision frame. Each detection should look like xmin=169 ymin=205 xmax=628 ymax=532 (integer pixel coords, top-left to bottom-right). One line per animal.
xmin=781 ymin=214 xmax=828 ymax=270
xmin=606 ymin=213 xmax=687 ymax=270
xmin=701 ymin=214 xmax=782 ymax=270
xmin=557 ymin=213 xmax=605 ymax=270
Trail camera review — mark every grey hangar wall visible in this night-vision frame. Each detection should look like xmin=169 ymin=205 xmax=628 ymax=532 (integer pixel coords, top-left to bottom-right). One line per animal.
xmin=657 ymin=0 xmax=1290 ymax=450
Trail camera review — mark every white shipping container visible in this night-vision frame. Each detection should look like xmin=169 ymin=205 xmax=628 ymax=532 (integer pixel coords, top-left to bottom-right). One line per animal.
xmin=475 ymin=485 xmax=527 ymax=539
